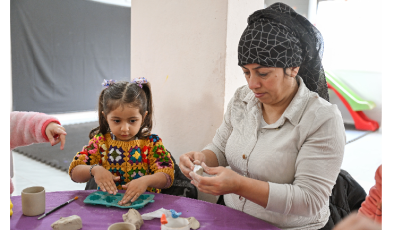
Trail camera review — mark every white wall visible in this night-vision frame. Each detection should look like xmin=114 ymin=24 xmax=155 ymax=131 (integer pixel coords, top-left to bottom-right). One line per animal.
xmin=131 ymin=0 xmax=264 ymax=202
xmin=224 ymin=0 xmax=265 ymax=109
xmin=316 ymin=0 xmax=382 ymax=125
xmin=131 ymin=0 xmax=228 ymax=161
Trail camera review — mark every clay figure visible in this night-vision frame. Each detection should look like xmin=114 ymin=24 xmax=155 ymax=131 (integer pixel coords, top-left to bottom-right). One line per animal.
xmin=187 ymin=217 xmax=200 ymax=229
xmin=51 ymin=215 xmax=82 ymax=230
xmin=123 ymin=209 xmax=144 ymax=230
xmin=193 ymin=165 xmax=204 ymax=176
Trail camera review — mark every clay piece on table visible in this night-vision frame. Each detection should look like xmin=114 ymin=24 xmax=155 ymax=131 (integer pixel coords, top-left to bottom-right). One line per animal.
xmin=193 ymin=165 xmax=204 ymax=176
xmin=170 ymin=209 xmax=182 ymax=218
xmin=51 ymin=215 xmax=82 ymax=230
xmin=123 ymin=209 xmax=144 ymax=230
xmin=118 ymin=200 xmax=132 ymax=206
xmin=187 ymin=217 xmax=200 ymax=230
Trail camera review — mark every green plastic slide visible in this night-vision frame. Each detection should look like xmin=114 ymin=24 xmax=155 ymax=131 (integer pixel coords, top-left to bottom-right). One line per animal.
xmin=325 ymin=71 xmax=375 ymax=111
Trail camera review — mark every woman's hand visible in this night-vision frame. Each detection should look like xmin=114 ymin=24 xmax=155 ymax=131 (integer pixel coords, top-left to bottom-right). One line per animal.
xmin=45 ymin=122 xmax=67 ymax=150
xmin=119 ymin=178 xmax=148 ymax=205
xmin=333 ymin=213 xmax=381 ymax=230
xmin=179 ymin=151 xmax=207 ymax=180
xmin=189 ymin=162 xmax=241 ymax=196
xmin=92 ymin=166 xmax=120 ymax=195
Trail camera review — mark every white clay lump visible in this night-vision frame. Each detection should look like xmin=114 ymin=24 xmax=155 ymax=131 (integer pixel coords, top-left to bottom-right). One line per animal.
xmin=193 ymin=165 xmax=203 ymax=176
xmin=123 ymin=208 xmax=144 ymax=230
xmin=187 ymin=217 xmax=201 ymax=229
xmin=51 ymin=215 xmax=82 ymax=230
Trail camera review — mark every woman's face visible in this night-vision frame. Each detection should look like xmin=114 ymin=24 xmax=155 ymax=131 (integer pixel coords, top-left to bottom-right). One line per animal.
xmin=241 ymin=64 xmax=299 ymax=105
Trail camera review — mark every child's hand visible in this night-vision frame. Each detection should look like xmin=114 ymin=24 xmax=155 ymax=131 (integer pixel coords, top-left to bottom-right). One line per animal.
xmin=45 ymin=122 xmax=67 ymax=150
xmin=92 ymin=166 xmax=120 ymax=195
xmin=119 ymin=179 xmax=148 ymax=205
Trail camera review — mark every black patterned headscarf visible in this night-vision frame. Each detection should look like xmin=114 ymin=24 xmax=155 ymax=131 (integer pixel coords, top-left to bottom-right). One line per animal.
xmin=238 ymin=2 xmax=329 ymax=101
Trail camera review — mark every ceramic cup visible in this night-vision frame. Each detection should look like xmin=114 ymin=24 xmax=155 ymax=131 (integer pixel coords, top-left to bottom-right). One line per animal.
xmin=108 ymin=222 xmax=136 ymax=230
xmin=21 ymin=186 xmax=45 ymax=216
xmin=161 ymin=217 xmax=190 ymax=230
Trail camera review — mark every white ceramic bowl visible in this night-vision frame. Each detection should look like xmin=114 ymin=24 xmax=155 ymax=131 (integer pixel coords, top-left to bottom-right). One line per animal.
xmin=161 ymin=217 xmax=190 ymax=230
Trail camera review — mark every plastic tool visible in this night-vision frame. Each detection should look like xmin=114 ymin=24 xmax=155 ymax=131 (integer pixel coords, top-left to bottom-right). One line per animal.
xmin=37 ymin=196 xmax=78 ymax=220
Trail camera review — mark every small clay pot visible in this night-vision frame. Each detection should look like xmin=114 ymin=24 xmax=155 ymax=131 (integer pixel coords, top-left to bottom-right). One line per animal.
xmin=21 ymin=186 xmax=45 ymax=216
xmin=161 ymin=217 xmax=190 ymax=230
xmin=108 ymin=222 xmax=136 ymax=230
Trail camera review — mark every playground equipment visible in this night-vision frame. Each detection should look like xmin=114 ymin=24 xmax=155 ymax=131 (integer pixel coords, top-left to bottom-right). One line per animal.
xmin=325 ymin=71 xmax=379 ymax=131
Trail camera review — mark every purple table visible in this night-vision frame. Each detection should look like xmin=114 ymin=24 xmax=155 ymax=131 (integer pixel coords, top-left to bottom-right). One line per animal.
xmin=11 ymin=190 xmax=280 ymax=230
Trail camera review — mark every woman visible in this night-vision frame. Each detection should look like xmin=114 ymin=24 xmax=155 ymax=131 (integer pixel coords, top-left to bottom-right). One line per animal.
xmin=179 ymin=3 xmax=345 ymax=230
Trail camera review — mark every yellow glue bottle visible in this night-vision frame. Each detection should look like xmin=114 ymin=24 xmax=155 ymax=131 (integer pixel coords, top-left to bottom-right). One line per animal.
xmin=10 ymin=199 xmax=13 ymax=216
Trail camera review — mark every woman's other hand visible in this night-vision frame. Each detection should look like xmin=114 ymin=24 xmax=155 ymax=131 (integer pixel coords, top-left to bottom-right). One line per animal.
xmin=179 ymin=151 xmax=206 ymax=180
xmin=189 ymin=162 xmax=241 ymax=195
xmin=92 ymin=166 xmax=120 ymax=195
xmin=45 ymin=122 xmax=67 ymax=150
xmin=333 ymin=212 xmax=381 ymax=230
xmin=119 ymin=179 xmax=148 ymax=205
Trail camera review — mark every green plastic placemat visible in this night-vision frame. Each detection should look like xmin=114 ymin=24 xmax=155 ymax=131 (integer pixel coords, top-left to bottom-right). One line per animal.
xmin=83 ymin=191 xmax=155 ymax=209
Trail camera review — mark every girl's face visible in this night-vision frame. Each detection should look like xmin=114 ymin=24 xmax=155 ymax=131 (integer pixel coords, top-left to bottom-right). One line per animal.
xmin=104 ymin=105 xmax=147 ymax=141
xmin=241 ymin=64 xmax=299 ymax=105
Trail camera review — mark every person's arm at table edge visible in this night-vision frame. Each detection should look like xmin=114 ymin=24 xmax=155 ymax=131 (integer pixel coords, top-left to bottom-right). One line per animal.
xmin=68 ymin=136 xmax=101 ymax=183
xmin=193 ymin=164 xmax=270 ymax=207
xmin=71 ymin=165 xmax=94 ymax=183
xmin=234 ymin=175 xmax=270 ymax=208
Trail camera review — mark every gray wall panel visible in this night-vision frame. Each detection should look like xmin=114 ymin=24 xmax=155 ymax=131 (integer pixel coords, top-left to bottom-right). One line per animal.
xmin=11 ymin=0 xmax=131 ymax=113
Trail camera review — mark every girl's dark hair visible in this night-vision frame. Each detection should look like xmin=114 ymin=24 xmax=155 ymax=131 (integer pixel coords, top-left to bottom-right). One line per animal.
xmin=89 ymin=81 xmax=153 ymax=139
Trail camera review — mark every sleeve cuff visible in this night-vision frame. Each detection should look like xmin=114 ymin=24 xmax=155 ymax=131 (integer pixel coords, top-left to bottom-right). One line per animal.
xmin=41 ymin=118 xmax=61 ymax=141
xmin=202 ymin=143 xmax=228 ymax=167
xmin=265 ymin=182 xmax=291 ymax=214
xmin=68 ymin=160 xmax=86 ymax=176
xmin=155 ymin=168 xmax=175 ymax=188
xmin=160 ymin=172 xmax=173 ymax=189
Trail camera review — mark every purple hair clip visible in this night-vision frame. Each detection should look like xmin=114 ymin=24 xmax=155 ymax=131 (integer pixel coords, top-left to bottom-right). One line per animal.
xmin=102 ymin=79 xmax=116 ymax=88
xmin=132 ymin=77 xmax=148 ymax=88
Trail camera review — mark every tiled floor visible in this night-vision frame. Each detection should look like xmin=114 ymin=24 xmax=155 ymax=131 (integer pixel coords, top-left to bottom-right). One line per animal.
xmin=11 ymin=111 xmax=382 ymax=199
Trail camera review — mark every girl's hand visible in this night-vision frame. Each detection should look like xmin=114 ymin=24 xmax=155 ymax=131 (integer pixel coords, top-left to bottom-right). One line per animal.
xmin=179 ymin=151 xmax=206 ymax=180
xmin=119 ymin=178 xmax=148 ymax=205
xmin=45 ymin=122 xmax=67 ymax=150
xmin=92 ymin=166 xmax=120 ymax=195
xmin=189 ymin=162 xmax=241 ymax=196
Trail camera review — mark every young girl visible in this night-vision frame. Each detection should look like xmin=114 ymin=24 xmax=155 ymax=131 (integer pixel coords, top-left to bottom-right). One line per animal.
xmin=68 ymin=78 xmax=174 ymax=205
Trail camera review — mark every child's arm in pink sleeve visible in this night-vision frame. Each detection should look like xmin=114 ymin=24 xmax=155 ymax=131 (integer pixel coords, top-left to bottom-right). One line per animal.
xmin=10 ymin=111 xmax=60 ymax=150
xmin=358 ymin=165 xmax=382 ymax=223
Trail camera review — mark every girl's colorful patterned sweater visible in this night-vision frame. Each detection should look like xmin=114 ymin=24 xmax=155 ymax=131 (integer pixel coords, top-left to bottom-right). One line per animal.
xmin=68 ymin=133 xmax=175 ymax=193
